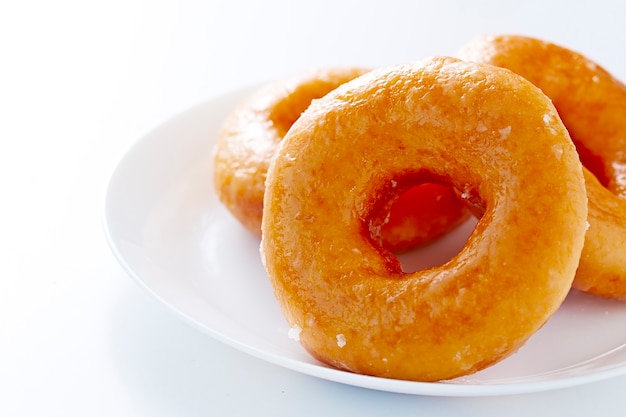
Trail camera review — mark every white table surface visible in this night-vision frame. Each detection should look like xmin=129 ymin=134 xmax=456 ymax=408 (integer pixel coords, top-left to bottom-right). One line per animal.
xmin=2 ymin=0 xmax=625 ymax=415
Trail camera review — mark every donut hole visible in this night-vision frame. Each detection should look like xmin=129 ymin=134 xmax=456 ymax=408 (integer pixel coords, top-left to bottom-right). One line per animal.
xmin=395 ymin=215 xmax=478 ymax=273
xmin=270 ymin=96 xmax=312 ymax=138
xmin=371 ymin=176 xmax=479 ymax=273
xmin=573 ymin=140 xmax=611 ymax=188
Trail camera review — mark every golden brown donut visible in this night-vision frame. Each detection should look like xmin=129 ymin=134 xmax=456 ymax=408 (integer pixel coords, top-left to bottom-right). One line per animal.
xmin=458 ymin=34 xmax=626 ymax=300
xmin=261 ymin=57 xmax=588 ymax=381
xmin=213 ymin=68 xmax=469 ymax=251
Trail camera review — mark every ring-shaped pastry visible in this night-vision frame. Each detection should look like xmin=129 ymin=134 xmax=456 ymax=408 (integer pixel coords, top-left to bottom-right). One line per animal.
xmin=261 ymin=57 xmax=588 ymax=381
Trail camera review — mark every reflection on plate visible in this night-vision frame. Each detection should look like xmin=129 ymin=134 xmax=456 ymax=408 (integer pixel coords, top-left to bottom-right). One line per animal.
xmin=103 ymin=87 xmax=626 ymax=397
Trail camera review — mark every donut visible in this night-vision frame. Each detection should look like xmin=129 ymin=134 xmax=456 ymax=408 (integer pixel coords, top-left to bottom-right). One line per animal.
xmin=213 ymin=67 xmax=469 ymax=251
xmin=458 ymin=34 xmax=626 ymax=300
xmin=261 ymin=57 xmax=588 ymax=381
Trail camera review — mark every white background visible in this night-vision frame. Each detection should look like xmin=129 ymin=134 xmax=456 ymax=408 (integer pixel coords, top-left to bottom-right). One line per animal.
xmin=1 ymin=0 xmax=625 ymax=415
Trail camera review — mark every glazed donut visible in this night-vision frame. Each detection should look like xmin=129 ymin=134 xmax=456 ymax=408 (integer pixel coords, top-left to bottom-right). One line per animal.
xmin=261 ymin=57 xmax=588 ymax=381
xmin=458 ymin=34 xmax=626 ymax=300
xmin=213 ymin=68 xmax=469 ymax=251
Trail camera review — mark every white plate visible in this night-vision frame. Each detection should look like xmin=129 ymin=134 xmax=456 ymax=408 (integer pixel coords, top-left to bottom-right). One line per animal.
xmin=103 ymin=87 xmax=626 ymax=397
